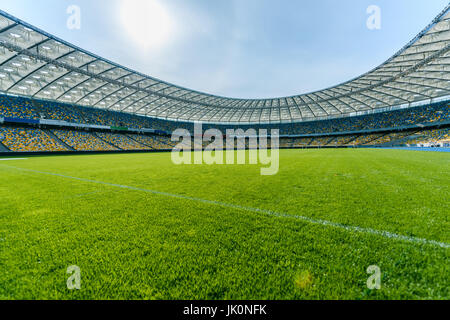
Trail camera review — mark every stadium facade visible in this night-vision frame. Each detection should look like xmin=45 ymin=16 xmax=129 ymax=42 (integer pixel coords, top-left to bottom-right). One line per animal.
xmin=0 ymin=6 xmax=449 ymax=153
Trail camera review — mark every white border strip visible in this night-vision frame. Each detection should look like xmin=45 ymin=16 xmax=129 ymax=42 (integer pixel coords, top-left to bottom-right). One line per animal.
xmin=2 ymin=164 xmax=449 ymax=249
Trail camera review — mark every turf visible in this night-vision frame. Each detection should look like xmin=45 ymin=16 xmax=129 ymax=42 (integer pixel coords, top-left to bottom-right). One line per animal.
xmin=0 ymin=149 xmax=448 ymax=300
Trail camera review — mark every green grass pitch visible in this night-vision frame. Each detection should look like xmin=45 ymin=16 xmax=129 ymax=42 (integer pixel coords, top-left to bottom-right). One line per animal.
xmin=0 ymin=149 xmax=448 ymax=300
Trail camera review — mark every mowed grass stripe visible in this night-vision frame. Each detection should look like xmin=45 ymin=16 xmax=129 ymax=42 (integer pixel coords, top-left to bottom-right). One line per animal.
xmin=2 ymin=164 xmax=449 ymax=249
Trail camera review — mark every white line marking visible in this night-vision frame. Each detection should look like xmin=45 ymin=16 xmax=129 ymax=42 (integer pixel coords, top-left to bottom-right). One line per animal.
xmin=2 ymin=164 xmax=449 ymax=249
xmin=0 ymin=158 xmax=27 ymax=161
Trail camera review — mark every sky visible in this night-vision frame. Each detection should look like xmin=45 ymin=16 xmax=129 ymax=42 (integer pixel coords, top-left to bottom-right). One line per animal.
xmin=0 ymin=0 xmax=448 ymax=99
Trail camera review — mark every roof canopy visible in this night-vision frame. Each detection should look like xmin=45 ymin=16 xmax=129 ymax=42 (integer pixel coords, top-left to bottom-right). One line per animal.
xmin=0 ymin=6 xmax=449 ymax=124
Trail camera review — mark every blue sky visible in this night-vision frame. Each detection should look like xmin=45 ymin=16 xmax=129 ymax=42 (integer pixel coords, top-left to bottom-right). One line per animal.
xmin=0 ymin=0 xmax=448 ymax=98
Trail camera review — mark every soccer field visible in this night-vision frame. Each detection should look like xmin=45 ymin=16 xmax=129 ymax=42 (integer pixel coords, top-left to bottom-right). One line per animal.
xmin=0 ymin=149 xmax=448 ymax=300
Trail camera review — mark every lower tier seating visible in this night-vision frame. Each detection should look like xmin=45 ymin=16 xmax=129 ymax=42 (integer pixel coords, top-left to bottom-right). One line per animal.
xmin=96 ymin=132 xmax=148 ymax=150
xmin=0 ymin=125 xmax=448 ymax=152
xmin=404 ymin=128 xmax=450 ymax=146
xmin=127 ymin=134 xmax=174 ymax=150
xmin=0 ymin=127 xmax=66 ymax=152
xmin=53 ymin=129 xmax=117 ymax=151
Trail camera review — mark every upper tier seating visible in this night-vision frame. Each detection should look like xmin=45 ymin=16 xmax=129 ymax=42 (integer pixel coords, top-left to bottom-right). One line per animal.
xmin=0 ymin=95 xmax=40 ymax=120
xmin=37 ymin=101 xmax=84 ymax=123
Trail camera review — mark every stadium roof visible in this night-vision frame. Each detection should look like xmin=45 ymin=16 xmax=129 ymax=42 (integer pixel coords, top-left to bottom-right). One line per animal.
xmin=0 ymin=6 xmax=449 ymax=125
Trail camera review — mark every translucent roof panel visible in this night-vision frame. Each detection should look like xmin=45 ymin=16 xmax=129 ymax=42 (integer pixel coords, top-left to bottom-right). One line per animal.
xmin=0 ymin=5 xmax=449 ymax=124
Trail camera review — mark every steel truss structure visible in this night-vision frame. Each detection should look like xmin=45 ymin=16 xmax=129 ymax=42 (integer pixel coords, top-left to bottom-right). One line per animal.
xmin=0 ymin=5 xmax=449 ymax=124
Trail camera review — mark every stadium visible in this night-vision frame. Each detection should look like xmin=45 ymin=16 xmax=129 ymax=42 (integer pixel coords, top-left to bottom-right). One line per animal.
xmin=0 ymin=2 xmax=449 ymax=302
